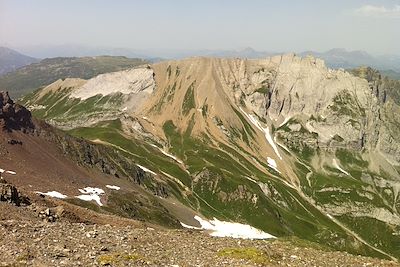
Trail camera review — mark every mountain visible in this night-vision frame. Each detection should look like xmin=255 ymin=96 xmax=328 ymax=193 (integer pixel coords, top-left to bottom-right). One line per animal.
xmin=169 ymin=48 xmax=400 ymax=77
xmin=162 ymin=47 xmax=276 ymax=59
xmin=300 ymin=48 xmax=400 ymax=73
xmin=3 ymin=91 xmax=398 ymax=266
xmin=381 ymin=69 xmax=400 ymax=80
xmin=13 ymin=44 xmax=276 ymax=60
xmin=13 ymin=44 xmax=150 ymax=59
xmin=20 ymin=54 xmax=400 ymax=261
xmin=0 ymin=47 xmax=39 ymax=76
xmin=0 ymin=56 xmax=148 ymax=98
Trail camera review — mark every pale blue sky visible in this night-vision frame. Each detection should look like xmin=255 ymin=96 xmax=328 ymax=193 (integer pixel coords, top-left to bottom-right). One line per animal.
xmin=0 ymin=0 xmax=399 ymax=55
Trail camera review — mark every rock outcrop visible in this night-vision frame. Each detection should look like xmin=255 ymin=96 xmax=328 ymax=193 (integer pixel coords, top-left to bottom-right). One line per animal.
xmin=0 ymin=91 xmax=34 ymax=131
xmin=70 ymin=66 xmax=155 ymax=100
xmin=0 ymin=179 xmax=22 ymax=206
xmin=37 ymin=206 xmax=65 ymax=222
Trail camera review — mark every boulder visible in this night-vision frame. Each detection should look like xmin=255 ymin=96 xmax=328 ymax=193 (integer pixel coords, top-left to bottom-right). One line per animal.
xmin=0 ymin=179 xmax=20 ymax=206
xmin=38 ymin=206 xmax=65 ymax=222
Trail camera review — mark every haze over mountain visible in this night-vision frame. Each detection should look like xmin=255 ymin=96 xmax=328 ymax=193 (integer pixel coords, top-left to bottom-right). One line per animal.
xmin=10 ymin=44 xmax=400 ymax=73
xmin=300 ymin=48 xmax=400 ymax=73
xmin=0 ymin=46 xmax=38 ymax=76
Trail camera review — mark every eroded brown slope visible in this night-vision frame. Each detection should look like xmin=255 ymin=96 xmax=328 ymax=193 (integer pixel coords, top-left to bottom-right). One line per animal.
xmin=0 ymin=91 xmax=181 ymax=227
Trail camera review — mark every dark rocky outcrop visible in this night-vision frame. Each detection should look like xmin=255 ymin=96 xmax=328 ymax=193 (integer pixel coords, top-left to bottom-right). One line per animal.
xmin=0 ymin=178 xmax=29 ymax=206
xmin=34 ymin=120 xmax=169 ymax=198
xmin=0 ymin=91 xmax=34 ymax=131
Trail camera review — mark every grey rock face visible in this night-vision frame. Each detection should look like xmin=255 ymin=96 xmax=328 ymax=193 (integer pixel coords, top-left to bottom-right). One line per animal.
xmin=229 ymin=54 xmax=400 ymax=165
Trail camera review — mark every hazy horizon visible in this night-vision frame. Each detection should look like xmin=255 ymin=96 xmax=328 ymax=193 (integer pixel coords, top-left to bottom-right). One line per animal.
xmin=1 ymin=0 xmax=400 ymax=57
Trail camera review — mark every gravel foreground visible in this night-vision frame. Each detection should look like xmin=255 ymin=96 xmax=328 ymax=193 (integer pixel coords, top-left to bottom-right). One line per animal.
xmin=1 ymin=219 xmax=399 ymax=267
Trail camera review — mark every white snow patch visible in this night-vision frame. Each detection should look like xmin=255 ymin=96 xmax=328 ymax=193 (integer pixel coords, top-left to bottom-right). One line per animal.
xmin=136 ymin=164 xmax=157 ymax=175
xmin=239 ymin=108 xmax=282 ymax=159
xmin=279 ymin=116 xmax=291 ymax=127
xmin=244 ymin=176 xmax=258 ymax=184
xmin=264 ymin=127 xmax=282 ymax=159
xmin=180 ymin=222 xmax=202 ymax=230
xmin=0 ymin=168 xmax=16 ymax=175
xmin=76 ymin=187 xmax=105 ymax=206
xmin=239 ymin=108 xmax=263 ymax=131
xmin=159 ymin=149 xmax=183 ymax=164
xmin=275 ymin=137 xmax=291 ymax=153
xmin=150 ymin=144 xmax=183 ymax=164
xmin=267 ymin=157 xmax=281 ymax=173
xmin=28 ymin=104 xmax=47 ymax=110
xmin=305 ymin=121 xmax=316 ymax=133
xmin=181 ymin=216 xmax=276 ymax=239
xmin=78 ymin=187 xmax=105 ymax=195
xmin=76 ymin=194 xmax=103 ymax=206
xmin=121 ymin=107 xmax=128 ymax=111
xmin=267 ymin=157 xmax=277 ymax=168
xmin=36 ymin=191 xmax=68 ymax=199
xmin=332 ymin=159 xmax=350 ymax=176
xmin=106 ymin=185 xmax=121 ymax=190
xmin=282 ymin=180 xmax=297 ymax=190
xmin=326 ymin=213 xmax=334 ymax=220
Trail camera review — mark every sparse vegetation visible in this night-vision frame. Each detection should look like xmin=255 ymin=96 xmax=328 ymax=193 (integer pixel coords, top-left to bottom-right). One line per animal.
xmin=218 ymin=247 xmax=270 ymax=264
xmin=254 ymin=85 xmax=269 ymax=94
xmin=182 ymin=82 xmax=196 ymax=115
xmin=329 ymin=90 xmax=364 ymax=118
xmin=97 ymin=252 xmax=141 ymax=265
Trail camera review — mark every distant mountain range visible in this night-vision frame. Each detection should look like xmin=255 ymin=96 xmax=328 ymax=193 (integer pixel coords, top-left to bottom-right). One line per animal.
xmin=10 ymin=44 xmax=162 ymax=62
xmin=299 ymin=48 xmax=400 ymax=73
xmin=0 ymin=47 xmax=39 ymax=75
xmin=0 ymin=56 xmax=148 ymax=97
xmin=10 ymin=44 xmax=400 ymax=75
xmin=197 ymin=47 xmax=400 ymax=76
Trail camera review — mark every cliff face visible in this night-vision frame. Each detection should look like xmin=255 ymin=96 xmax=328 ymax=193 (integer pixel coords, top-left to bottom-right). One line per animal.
xmin=139 ymin=55 xmax=400 ymax=170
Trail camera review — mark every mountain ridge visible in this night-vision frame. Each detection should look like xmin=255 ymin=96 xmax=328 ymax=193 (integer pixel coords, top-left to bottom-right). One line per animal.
xmin=0 ymin=46 xmax=39 ymax=76
xmin=20 ymin=53 xmax=400 ymax=260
